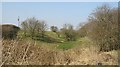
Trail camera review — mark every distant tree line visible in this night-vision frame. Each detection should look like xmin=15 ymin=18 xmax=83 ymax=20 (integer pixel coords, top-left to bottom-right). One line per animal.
xmin=20 ymin=17 xmax=77 ymax=41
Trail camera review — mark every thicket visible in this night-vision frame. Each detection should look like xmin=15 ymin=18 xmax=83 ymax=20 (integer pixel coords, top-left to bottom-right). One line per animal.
xmin=78 ymin=5 xmax=119 ymax=51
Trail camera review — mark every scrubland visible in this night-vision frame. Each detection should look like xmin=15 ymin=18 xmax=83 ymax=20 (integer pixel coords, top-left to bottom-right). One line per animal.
xmin=1 ymin=37 xmax=118 ymax=65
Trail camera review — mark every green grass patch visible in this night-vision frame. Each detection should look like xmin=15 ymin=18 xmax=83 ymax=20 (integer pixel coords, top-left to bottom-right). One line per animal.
xmin=20 ymin=33 xmax=94 ymax=50
xmin=45 ymin=31 xmax=65 ymax=42
xmin=57 ymin=41 xmax=77 ymax=50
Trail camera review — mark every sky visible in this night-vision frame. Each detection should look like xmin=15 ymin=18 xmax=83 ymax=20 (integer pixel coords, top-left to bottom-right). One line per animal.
xmin=1 ymin=0 xmax=120 ymax=2
xmin=1 ymin=2 xmax=118 ymax=29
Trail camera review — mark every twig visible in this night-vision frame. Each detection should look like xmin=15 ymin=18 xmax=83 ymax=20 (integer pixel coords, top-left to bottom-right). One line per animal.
xmin=0 ymin=59 xmax=8 ymax=67
xmin=1 ymin=40 xmax=19 ymax=66
xmin=21 ymin=43 xmax=31 ymax=65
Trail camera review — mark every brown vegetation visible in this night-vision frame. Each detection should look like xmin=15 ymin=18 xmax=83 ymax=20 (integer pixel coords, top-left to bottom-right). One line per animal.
xmin=1 ymin=4 xmax=119 ymax=65
xmin=78 ymin=5 xmax=119 ymax=52
xmin=1 ymin=24 xmax=20 ymax=39
xmin=2 ymin=39 xmax=118 ymax=65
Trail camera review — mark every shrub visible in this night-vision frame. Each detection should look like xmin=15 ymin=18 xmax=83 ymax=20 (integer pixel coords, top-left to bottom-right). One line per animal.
xmin=87 ymin=5 xmax=119 ymax=51
xmin=2 ymin=24 xmax=20 ymax=39
xmin=50 ymin=26 xmax=58 ymax=32
xmin=61 ymin=24 xmax=77 ymax=41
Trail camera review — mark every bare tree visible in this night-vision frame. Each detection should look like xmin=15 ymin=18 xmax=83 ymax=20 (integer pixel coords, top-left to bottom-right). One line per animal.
xmin=21 ymin=17 xmax=47 ymax=39
xmin=38 ymin=21 xmax=47 ymax=38
xmin=87 ymin=4 xmax=119 ymax=51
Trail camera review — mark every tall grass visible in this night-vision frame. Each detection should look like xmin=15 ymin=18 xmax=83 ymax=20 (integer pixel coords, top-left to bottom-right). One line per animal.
xmin=1 ymin=38 xmax=118 ymax=65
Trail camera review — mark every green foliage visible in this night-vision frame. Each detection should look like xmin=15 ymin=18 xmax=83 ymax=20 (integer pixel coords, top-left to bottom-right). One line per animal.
xmin=45 ymin=31 xmax=65 ymax=42
xmin=50 ymin=26 xmax=58 ymax=32
xmin=61 ymin=24 xmax=77 ymax=41
xmin=57 ymin=41 xmax=76 ymax=50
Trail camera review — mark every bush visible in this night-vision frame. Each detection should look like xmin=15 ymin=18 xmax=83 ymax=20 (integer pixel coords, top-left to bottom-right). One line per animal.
xmin=87 ymin=5 xmax=119 ymax=51
xmin=77 ymin=23 xmax=89 ymax=37
xmin=2 ymin=24 xmax=20 ymax=39
xmin=50 ymin=26 xmax=58 ymax=32
xmin=61 ymin=24 xmax=77 ymax=41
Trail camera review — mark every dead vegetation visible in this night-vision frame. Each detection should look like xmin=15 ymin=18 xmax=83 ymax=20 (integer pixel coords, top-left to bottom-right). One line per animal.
xmin=1 ymin=39 xmax=118 ymax=65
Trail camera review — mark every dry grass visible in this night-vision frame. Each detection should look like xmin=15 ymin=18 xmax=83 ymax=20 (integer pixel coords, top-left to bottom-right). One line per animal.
xmin=0 ymin=39 xmax=3 ymax=66
xmin=1 ymin=39 xmax=118 ymax=65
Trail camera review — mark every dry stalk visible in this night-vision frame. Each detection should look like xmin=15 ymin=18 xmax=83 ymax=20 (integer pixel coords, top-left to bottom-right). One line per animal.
xmin=0 ymin=41 xmax=18 ymax=67
xmin=20 ymin=43 xmax=31 ymax=65
xmin=0 ymin=59 xmax=7 ymax=67
xmin=0 ymin=39 xmax=2 ymax=64
xmin=0 ymin=47 xmax=12 ymax=67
